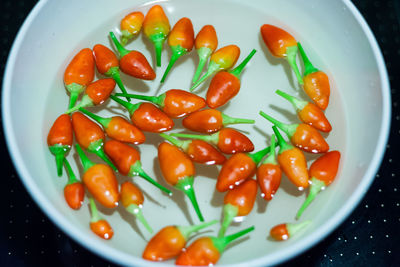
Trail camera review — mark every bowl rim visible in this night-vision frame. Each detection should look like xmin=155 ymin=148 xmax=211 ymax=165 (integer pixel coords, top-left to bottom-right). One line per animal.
xmin=2 ymin=0 xmax=391 ymax=266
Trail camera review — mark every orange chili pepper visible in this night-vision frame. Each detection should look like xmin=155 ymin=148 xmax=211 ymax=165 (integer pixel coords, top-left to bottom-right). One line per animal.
xmin=109 ymin=32 xmax=156 ymax=80
xmin=270 ymin=221 xmax=311 ymax=241
xmin=171 ymin=128 xmax=254 ymax=154
xmin=121 ymin=181 xmax=153 ymax=233
xmin=89 ymin=198 xmax=114 ymax=240
xmin=142 ymin=220 xmax=218 ymax=261
xmin=256 ymin=135 xmax=282 ymax=201
xmin=93 ymin=44 xmax=130 ymax=102
xmin=298 ymin=42 xmax=330 ymax=110
xmin=64 ymin=48 xmax=95 ymax=109
xmin=296 ymin=151 xmax=341 ymax=218
xmin=63 ymin=158 xmax=84 ymax=210
xmin=65 ymin=78 xmax=116 ymax=113
xmin=120 ymin=11 xmax=144 ymax=46
xmin=216 ymin=146 xmax=270 ymax=192
xmin=47 ymin=114 xmax=73 ymax=176
xmin=115 ymin=89 xmax=206 ymax=118
xmin=218 ymin=179 xmax=257 ymax=237
xmin=191 ymin=45 xmax=241 ymax=91
xmin=71 ymin=112 xmax=117 ymax=171
xmin=260 ymin=24 xmax=303 ymax=85
xmin=182 ymin=109 xmax=254 ymax=133
xmin=206 ymin=49 xmax=256 ymax=108
xmin=143 ymin=5 xmax=170 ymax=67
xmin=192 ymin=25 xmax=218 ymax=84
xmin=260 ymin=111 xmax=329 ymax=154
xmin=159 ymin=133 xmax=226 ymax=165
xmin=158 ymin=142 xmax=204 ymax=221
xmin=160 ymin=17 xmax=194 ymax=83
xmin=104 ymin=139 xmax=172 ymax=195
xmin=175 ymin=226 xmax=254 ymax=266
xmin=272 ymin=126 xmax=309 ymax=189
xmin=75 ymin=144 xmax=119 ymax=208
xmin=79 ymin=108 xmax=145 ymax=145
xmin=110 ymin=96 xmax=174 ymax=132
xmin=276 ymin=90 xmax=332 ymax=132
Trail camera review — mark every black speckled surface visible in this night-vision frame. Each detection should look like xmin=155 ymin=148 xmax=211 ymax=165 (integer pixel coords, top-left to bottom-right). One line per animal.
xmin=1 ymin=0 xmax=399 ymax=266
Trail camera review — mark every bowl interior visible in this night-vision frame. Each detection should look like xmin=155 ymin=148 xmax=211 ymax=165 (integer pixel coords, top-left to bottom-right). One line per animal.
xmin=3 ymin=0 xmax=389 ymax=266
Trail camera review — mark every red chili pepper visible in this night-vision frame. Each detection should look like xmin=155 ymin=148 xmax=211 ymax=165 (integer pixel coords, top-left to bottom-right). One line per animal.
xmin=159 ymin=133 xmax=226 ymax=165
xmin=171 ymin=128 xmax=254 ymax=154
xmin=71 ymin=112 xmax=117 ymax=171
xmin=256 ymin=135 xmax=282 ymax=201
xmin=47 ymin=114 xmax=73 ymax=176
xmin=110 ymin=96 xmax=174 ymax=132
xmin=104 ymin=139 xmax=172 ymax=195
xmin=216 ymin=146 xmax=270 ymax=192
xmin=63 ymin=158 xmax=84 ymax=210
xmin=93 ymin=44 xmax=131 ymax=102
xmin=121 ymin=181 xmax=153 ymax=233
xmin=191 ymin=45 xmax=241 ymax=91
xmin=218 ymin=179 xmax=257 ymax=237
xmin=298 ymin=42 xmax=330 ymax=110
xmin=182 ymin=109 xmax=254 ymax=133
xmin=158 ymin=142 xmax=204 ymax=221
xmin=175 ymin=226 xmax=254 ymax=266
xmin=160 ymin=17 xmax=194 ymax=83
xmin=64 ymin=48 xmax=95 ymax=109
xmin=206 ymin=49 xmax=256 ymax=108
xmin=275 ymin=90 xmax=332 ymax=132
xmin=259 ymin=111 xmax=329 ymax=154
xmin=79 ymin=108 xmax=145 ymax=145
xmin=75 ymin=144 xmax=119 ymax=208
xmin=272 ymin=126 xmax=309 ymax=190
xmin=89 ymin=198 xmax=114 ymax=240
xmin=143 ymin=5 xmax=171 ymax=67
xmin=270 ymin=221 xmax=311 ymax=241
xmin=65 ymin=78 xmax=116 ymax=114
xmin=260 ymin=24 xmax=303 ymax=85
xmin=142 ymin=220 xmax=218 ymax=261
xmin=120 ymin=11 xmax=144 ymax=46
xmin=192 ymin=25 xmax=218 ymax=84
xmin=114 ymin=89 xmax=206 ymax=118
xmin=109 ymin=32 xmax=156 ymax=80
xmin=296 ymin=151 xmax=341 ymax=218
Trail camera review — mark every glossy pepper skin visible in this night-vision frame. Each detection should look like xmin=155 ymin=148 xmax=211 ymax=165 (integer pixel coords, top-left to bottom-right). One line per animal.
xmin=270 ymin=221 xmax=311 ymax=241
xmin=206 ymin=49 xmax=256 ymax=108
xmin=110 ymin=95 xmax=174 ymax=132
xmin=63 ymin=158 xmax=84 ymax=210
xmin=260 ymin=24 xmax=303 ymax=85
xmin=47 ymin=114 xmax=73 ymax=176
xmin=89 ymin=198 xmax=114 ymax=240
xmin=142 ymin=220 xmax=217 ymax=261
xmin=143 ymin=5 xmax=170 ymax=67
xmin=120 ymin=11 xmax=144 ymax=46
xmin=296 ymin=151 xmax=341 ymax=219
xmin=115 ymin=89 xmax=206 ymax=118
xmin=298 ymin=42 xmax=330 ymax=110
xmin=182 ymin=109 xmax=254 ymax=133
xmin=64 ymin=48 xmax=95 ymax=109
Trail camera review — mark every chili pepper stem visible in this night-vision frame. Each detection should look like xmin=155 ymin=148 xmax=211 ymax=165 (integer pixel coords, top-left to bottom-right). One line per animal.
xmin=190 ymin=61 xmax=220 ymax=92
xmin=160 ymin=45 xmax=187 ymax=83
xmin=109 ymin=95 xmax=141 ymax=115
xmin=75 ymin=143 xmax=96 ymax=171
xmin=247 ymin=146 xmax=271 ymax=165
xmin=287 ymin=220 xmax=311 ymax=236
xmin=109 ymin=32 xmax=130 ymax=58
xmin=170 ymin=132 xmax=219 ymax=146
xmin=221 ymin=113 xmax=255 ymax=126
xmin=150 ymin=33 xmax=167 ymax=67
xmin=297 ymin=42 xmax=319 ymax=77
xmin=211 ymin=226 xmax=255 ymax=253
xmin=89 ymin=198 xmax=102 ymax=223
xmin=114 ymin=93 xmax=165 ymax=108
xmin=65 ymin=94 xmax=94 ymax=114
xmin=192 ymin=47 xmax=212 ymax=84
xmin=129 ymin=160 xmax=172 ymax=196
xmin=177 ymin=219 xmax=218 ymax=240
xmin=107 ymin=66 xmax=131 ymax=102
xmin=66 ymin=83 xmax=85 ymax=110
xmin=296 ymin=177 xmax=326 ymax=219
xmin=275 ymin=90 xmax=307 ymax=112
xmin=78 ymin=108 xmax=111 ymax=129
xmin=126 ymin=204 xmax=153 ymax=233
xmin=261 ymin=134 xmax=277 ymax=165
xmin=49 ymin=144 xmax=70 ymax=176
xmin=218 ymin=204 xmax=238 ymax=238
xmin=259 ymin=111 xmax=297 ymax=138
xmin=286 ymin=45 xmax=303 ymax=85
xmin=63 ymin=158 xmax=79 ymax=184
xmin=159 ymin=133 xmax=190 ymax=151
xmin=272 ymin=126 xmax=293 ymax=153
xmin=87 ymin=139 xmax=118 ymax=172
xmin=120 ymin=30 xmax=133 ymax=47
xmin=229 ymin=49 xmax=257 ymax=78
xmin=175 ymin=176 xmax=204 ymax=222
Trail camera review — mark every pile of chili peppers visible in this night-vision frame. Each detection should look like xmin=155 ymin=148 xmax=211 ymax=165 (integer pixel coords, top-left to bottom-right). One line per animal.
xmin=46 ymin=4 xmax=342 ymax=265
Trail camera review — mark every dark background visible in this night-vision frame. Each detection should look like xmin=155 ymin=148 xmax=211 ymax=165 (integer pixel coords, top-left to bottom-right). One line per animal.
xmin=1 ymin=0 xmax=399 ymax=266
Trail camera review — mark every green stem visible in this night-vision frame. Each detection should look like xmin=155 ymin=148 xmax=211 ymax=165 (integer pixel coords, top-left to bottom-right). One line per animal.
xmin=109 ymin=95 xmax=141 ymax=116
xmin=120 ymin=30 xmax=133 ymax=47
xmin=272 ymin=126 xmax=293 ymax=154
xmin=65 ymin=83 xmax=85 ymax=110
xmin=89 ymin=198 xmax=102 ymax=223
xmin=63 ymin=158 xmax=79 ymax=184
xmin=229 ymin=49 xmax=257 ymax=79
xmin=160 ymin=45 xmax=187 ymax=83
xmin=170 ymin=132 xmax=219 ymax=146
xmin=296 ymin=177 xmax=326 ymax=219
xmin=126 ymin=204 xmax=153 ymax=234
xmin=49 ymin=144 xmax=70 ymax=177
xmin=107 ymin=67 xmax=130 ymax=102
xmin=78 ymin=108 xmax=111 ymax=129
xmin=192 ymin=47 xmax=212 ymax=84
xmin=175 ymin=176 xmax=204 ymax=222
xmin=87 ymin=139 xmax=118 ymax=172
xmin=190 ymin=60 xmax=220 ymax=92
xmin=275 ymin=90 xmax=307 ymax=112
xmin=159 ymin=133 xmax=188 ymax=149
xmin=247 ymin=146 xmax=271 ymax=165
xmin=150 ymin=33 xmax=167 ymax=67
xmin=259 ymin=110 xmax=297 ymax=138
xmin=177 ymin=220 xmax=218 ymax=240
xmin=261 ymin=134 xmax=277 ymax=165
xmin=211 ymin=226 xmax=255 ymax=253
xmin=65 ymin=94 xmax=94 ymax=114
xmin=297 ymin=42 xmax=319 ymax=77
xmin=129 ymin=160 xmax=172 ymax=196
xmin=114 ymin=93 xmax=165 ymax=108
xmin=218 ymin=204 xmax=238 ymax=238
xmin=287 ymin=220 xmax=311 ymax=237
xmin=286 ymin=45 xmax=303 ymax=85
xmin=75 ymin=143 xmax=95 ymax=171
xmin=221 ymin=113 xmax=255 ymax=126
xmin=109 ymin=31 xmax=130 ymax=58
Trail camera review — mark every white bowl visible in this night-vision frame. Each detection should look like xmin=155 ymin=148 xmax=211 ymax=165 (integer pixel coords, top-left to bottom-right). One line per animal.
xmin=2 ymin=0 xmax=390 ymax=266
